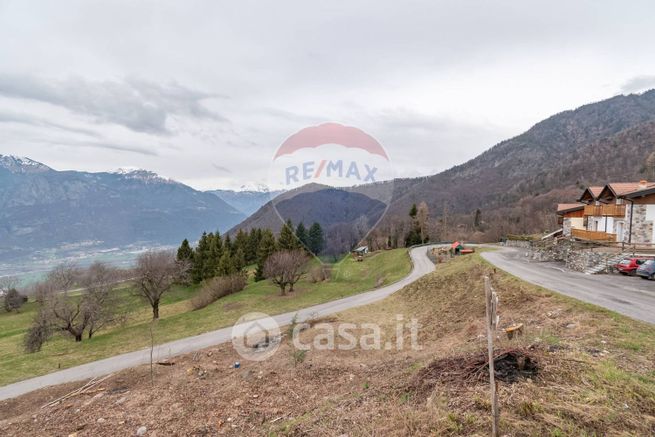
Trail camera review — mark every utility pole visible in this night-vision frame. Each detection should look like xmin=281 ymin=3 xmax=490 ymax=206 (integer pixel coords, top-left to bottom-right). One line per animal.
xmin=485 ymin=276 xmax=500 ymax=437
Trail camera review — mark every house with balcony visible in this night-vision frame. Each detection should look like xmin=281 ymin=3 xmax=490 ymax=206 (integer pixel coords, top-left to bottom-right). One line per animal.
xmin=565 ymin=180 xmax=655 ymax=245
xmin=556 ymin=203 xmax=585 ymax=237
xmin=617 ymin=182 xmax=655 ymax=244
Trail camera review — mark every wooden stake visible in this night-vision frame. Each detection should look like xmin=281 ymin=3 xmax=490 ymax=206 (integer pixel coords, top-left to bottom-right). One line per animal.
xmin=485 ymin=276 xmax=500 ymax=437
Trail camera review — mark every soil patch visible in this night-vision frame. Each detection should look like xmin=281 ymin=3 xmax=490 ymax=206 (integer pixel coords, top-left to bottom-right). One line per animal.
xmin=410 ymin=348 xmax=540 ymax=399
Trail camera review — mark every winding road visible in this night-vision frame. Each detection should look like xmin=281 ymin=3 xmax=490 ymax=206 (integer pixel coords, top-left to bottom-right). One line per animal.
xmin=0 ymin=245 xmax=436 ymax=401
xmin=482 ymin=246 xmax=655 ymax=324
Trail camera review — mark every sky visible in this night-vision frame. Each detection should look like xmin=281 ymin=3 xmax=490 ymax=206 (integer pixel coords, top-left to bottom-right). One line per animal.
xmin=1 ymin=1 xmax=655 ymax=190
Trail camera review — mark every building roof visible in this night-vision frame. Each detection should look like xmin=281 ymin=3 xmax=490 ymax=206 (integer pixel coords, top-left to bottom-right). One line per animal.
xmin=556 ymin=203 xmax=584 ymax=214
xmin=577 ymin=186 xmax=603 ymax=203
xmin=599 ymin=181 xmax=654 ymax=200
xmin=623 ymin=181 xmax=655 ymax=199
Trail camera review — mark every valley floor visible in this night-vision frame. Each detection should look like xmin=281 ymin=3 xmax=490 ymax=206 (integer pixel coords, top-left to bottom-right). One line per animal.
xmin=2 ymin=254 xmax=654 ymax=436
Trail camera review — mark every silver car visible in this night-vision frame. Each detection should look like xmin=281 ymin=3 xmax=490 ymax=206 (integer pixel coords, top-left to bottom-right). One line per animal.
xmin=636 ymin=259 xmax=655 ymax=280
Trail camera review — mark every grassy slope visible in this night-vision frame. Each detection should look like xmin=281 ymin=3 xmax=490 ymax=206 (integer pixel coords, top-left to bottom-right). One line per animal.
xmin=326 ymin=254 xmax=655 ymax=436
xmin=2 ymin=253 xmax=655 ymax=436
xmin=0 ymin=249 xmax=411 ymax=386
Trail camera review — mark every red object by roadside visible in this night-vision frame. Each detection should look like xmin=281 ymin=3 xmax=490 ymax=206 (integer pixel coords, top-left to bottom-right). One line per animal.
xmin=615 ymin=258 xmax=650 ymax=275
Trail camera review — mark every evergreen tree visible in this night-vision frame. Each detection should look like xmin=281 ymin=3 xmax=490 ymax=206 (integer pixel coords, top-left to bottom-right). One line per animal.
xmin=223 ymin=234 xmax=233 ymax=254
xmin=295 ymin=222 xmax=308 ymax=248
xmin=246 ymin=228 xmax=262 ymax=264
xmin=216 ymin=249 xmax=235 ymax=276
xmin=176 ymin=239 xmax=193 ymax=262
xmin=233 ymin=247 xmax=246 ymax=272
xmin=233 ymin=230 xmax=249 ymax=258
xmin=255 ymin=230 xmax=277 ymax=281
xmin=192 ymin=232 xmax=210 ymax=283
xmin=405 ymin=229 xmax=422 ymax=246
xmin=204 ymin=232 xmax=223 ymax=280
xmin=278 ymin=219 xmax=299 ymax=250
xmin=474 ymin=208 xmax=482 ymax=230
xmin=308 ymin=222 xmax=324 ymax=255
xmin=409 ymin=203 xmax=418 ymax=219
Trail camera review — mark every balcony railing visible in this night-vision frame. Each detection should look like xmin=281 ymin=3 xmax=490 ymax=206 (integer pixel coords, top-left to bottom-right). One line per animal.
xmin=571 ymin=228 xmax=617 ymax=242
xmin=583 ymin=204 xmax=626 ymax=217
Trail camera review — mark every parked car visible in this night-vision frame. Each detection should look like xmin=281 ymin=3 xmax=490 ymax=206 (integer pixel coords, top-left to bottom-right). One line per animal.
xmin=615 ymin=257 xmax=650 ymax=275
xmin=636 ymin=259 xmax=655 ymax=280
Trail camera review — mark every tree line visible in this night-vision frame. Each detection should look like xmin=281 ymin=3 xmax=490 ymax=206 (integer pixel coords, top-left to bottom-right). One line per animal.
xmin=176 ymin=220 xmax=324 ymax=285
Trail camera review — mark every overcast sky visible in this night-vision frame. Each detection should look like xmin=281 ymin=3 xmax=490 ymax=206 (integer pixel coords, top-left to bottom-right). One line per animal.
xmin=1 ymin=1 xmax=655 ymax=190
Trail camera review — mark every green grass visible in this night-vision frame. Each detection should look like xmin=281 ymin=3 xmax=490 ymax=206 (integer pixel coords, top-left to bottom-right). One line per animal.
xmin=0 ymin=249 xmax=411 ymax=386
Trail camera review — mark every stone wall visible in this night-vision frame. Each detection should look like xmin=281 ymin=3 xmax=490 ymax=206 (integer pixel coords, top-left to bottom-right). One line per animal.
xmin=504 ymin=239 xmax=532 ymax=249
xmin=562 ymin=218 xmax=572 ymax=237
xmin=630 ymin=204 xmax=653 ymax=244
xmin=565 ymin=250 xmax=617 ymax=273
xmin=527 ymin=239 xmax=618 ymax=272
xmin=528 ymin=240 xmax=574 ymax=262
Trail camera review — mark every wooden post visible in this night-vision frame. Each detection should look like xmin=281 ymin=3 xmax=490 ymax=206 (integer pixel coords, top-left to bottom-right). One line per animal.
xmin=485 ymin=276 xmax=500 ymax=437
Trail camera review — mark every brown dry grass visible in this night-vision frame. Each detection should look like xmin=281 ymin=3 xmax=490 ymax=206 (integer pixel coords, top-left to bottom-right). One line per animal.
xmin=1 ymin=253 xmax=655 ymax=436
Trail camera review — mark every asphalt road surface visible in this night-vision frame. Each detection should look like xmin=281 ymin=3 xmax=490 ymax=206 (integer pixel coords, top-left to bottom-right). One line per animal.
xmin=0 ymin=245 xmax=436 ymax=401
xmin=482 ymin=246 xmax=655 ymax=324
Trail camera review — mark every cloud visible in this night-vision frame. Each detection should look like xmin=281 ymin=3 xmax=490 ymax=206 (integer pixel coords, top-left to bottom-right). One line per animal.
xmin=0 ymin=75 xmax=227 ymax=134
xmin=0 ymin=110 xmax=99 ymax=137
xmin=212 ymin=163 xmax=232 ymax=173
xmin=41 ymin=139 xmax=158 ymax=156
xmin=621 ymin=75 xmax=655 ymax=94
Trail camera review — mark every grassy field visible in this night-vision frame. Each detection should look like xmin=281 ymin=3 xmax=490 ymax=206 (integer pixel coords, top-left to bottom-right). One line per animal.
xmin=0 ymin=249 xmax=411 ymax=386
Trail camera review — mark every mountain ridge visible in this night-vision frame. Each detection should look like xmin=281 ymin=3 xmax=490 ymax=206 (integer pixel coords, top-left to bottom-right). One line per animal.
xmin=233 ymin=90 xmax=655 ymax=243
xmin=0 ymin=157 xmax=245 ymax=262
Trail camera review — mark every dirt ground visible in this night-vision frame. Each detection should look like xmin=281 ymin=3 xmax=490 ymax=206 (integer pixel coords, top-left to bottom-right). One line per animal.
xmin=2 ymin=255 xmax=655 ymax=436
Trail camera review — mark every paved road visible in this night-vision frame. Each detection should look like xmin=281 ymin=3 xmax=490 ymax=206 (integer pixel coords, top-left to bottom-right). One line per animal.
xmin=482 ymin=246 xmax=655 ymax=324
xmin=0 ymin=245 xmax=436 ymax=401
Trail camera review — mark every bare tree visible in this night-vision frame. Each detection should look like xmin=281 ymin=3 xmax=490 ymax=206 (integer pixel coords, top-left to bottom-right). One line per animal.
xmin=32 ymin=263 xmax=80 ymax=303
xmin=24 ymin=262 xmax=125 ymax=350
xmin=47 ymin=262 xmax=81 ymax=292
xmin=47 ymin=292 xmax=92 ymax=342
xmin=264 ymin=249 xmax=309 ymax=295
xmin=0 ymin=276 xmax=18 ymax=297
xmin=647 ymin=151 xmax=655 ymax=180
xmin=32 ymin=263 xmax=89 ymax=342
xmin=80 ymin=262 xmax=125 ymax=338
xmin=417 ymin=201 xmax=430 ymax=243
xmin=134 ymin=251 xmax=182 ymax=319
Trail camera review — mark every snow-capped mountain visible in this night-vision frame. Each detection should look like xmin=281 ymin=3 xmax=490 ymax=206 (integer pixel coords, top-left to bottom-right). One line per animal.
xmin=208 ymin=187 xmax=284 ymax=216
xmin=0 ymin=156 xmax=245 ymax=261
xmin=112 ymin=168 xmax=178 ymax=184
xmin=0 ymin=155 xmax=52 ymax=174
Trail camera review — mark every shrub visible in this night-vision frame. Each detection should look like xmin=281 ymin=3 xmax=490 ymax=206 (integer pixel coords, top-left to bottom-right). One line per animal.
xmin=191 ymin=273 xmax=247 ymax=310
xmin=3 ymin=288 xmax=27 ymax=313
xmin=309 ymin=265 xmax=332 ymax=283
xmin=24 ymin=310 xmax=51 ymax=353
